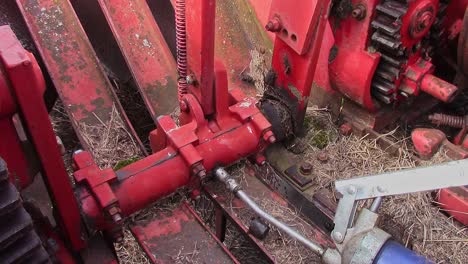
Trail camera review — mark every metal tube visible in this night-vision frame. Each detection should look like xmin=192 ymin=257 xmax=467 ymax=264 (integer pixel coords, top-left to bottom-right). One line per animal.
xmin=370 ymin=197 xmax=383 ymax=212
xmin=214 ymin=167 xmax=325 ymax=256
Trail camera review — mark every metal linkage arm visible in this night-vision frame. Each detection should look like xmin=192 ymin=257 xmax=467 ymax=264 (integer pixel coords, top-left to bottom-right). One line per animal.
xmin=332 ymin=159 xmax=468 ymax=244
xmin=335 ymin=159 xmax=468 ymax=200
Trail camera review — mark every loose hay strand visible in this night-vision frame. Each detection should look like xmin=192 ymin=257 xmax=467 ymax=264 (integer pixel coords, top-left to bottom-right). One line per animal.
xmin=79 ymin=104 xmax=143 ymax=169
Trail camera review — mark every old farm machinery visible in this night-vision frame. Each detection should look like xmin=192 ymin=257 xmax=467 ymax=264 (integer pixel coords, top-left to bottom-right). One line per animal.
xmin=0 ymin=0 xmax=467 ymax=263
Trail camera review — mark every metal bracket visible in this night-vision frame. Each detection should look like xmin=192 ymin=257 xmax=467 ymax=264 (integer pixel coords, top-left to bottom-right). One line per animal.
xmin=332 ymin=159 xmax=468 ymax=244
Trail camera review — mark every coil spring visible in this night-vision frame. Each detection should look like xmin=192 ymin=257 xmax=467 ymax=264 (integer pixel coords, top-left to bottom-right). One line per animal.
xmin=176 ymin=0 xmax=188 ymax=100
xmin=428 ymin=113 xmax=468 ymax=128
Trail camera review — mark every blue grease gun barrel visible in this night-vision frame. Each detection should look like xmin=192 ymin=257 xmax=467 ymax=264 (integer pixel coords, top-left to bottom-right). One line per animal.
xmin=374 ymin=240 xmax=434 ymax=264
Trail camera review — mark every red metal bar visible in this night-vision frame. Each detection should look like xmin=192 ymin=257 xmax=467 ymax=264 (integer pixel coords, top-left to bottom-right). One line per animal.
xmin=269 ymin=0 xmax=331 ymax=132
xmin=96 ymin=0 xmax=179 ymax=120
xmin=16 ymin=0 xmax=143 ymax=152
xmin=186 ymin=0 xmax=216 ymax=115
xmin=170 ymin=0 xmax=271 ymax=97
xmin=0 ymin=26 xmax=84 ymax=250
xmin=0 ymin=64 xmax=34 ymax=188
xmin=420 ymin=74 xmax=458 ymax=103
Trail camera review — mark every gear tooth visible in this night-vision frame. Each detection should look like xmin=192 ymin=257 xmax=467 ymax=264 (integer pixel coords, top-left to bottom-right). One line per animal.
xmin=371 ymin=31 xmax=401 ymax=50
xmin=372 ymin=77 xmax=396 ymax=95
xmin=376 ymin=1 xmax=407 ymax=19
xmin=372 ymin=91 xmax=394 ymax=104
xmin=370 ymin=0 xmax=445 ymax=104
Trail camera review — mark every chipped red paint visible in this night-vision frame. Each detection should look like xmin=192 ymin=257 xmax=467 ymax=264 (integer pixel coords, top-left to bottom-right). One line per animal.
xmin=270 ymin=0 xmax=332 ymax=132
xmin=97 ymin=0 xmax=178 ymax=120
xmin=0 ymin=26 xmax=83 ymax=249
xmin=131 ymin=202 xmax=239 ymax=263
xmin=328 ymin=0 xmax=380 ymax=112
xmin=75 ymin=87 xmax=273 ymax=232
xmin=438 ymin=187 xmax=468 ymax=225
xmin=16 ymin=0 xmax=143 ymax=151
xmin=420 ymin=74 xmax=458 ymax=103
xmin=411 ymin=128 xmax=446 ymax=160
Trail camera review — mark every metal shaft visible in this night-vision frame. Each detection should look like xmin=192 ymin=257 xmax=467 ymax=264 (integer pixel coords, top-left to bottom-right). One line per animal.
xmin=370 ymin=197 xmax=383 ymax=212
xmin=214 ymin=167 xmax=325 ymax=256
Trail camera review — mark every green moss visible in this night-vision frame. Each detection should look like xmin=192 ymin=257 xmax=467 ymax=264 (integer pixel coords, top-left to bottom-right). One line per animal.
xmin=114 ymin=156 xmax=140 ymax=171
xmin=310 ymin=130 xmax=329 ymax=149
xmin=304 ymin=115 xmax=313 ymax=130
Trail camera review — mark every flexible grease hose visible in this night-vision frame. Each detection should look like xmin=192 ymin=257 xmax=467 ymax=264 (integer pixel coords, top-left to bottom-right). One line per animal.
xmin=175 ymin=0 xmax=188 ymax=100
xmin=214 ymin=167 xmax=325 ymax=256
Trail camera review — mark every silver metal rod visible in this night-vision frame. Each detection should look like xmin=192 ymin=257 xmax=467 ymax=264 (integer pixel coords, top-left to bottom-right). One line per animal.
xmin=370 ymin=197 xmax=383 ymax=212
xmin=214 ymin=167 xmax=325 ymax=256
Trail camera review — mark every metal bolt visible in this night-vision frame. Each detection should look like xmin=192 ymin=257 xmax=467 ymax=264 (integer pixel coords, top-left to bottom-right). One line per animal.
xmin=180 ymin=100 xmax=188 ymax=112
xmin=197 ymin=170 xmax=207 ymax=181
xmin=300 ymin=162 xmax=313 ymax=175
xmin=417 ymin=12 xmax=433 ymax=31
xmin=268 ymin=135 xmax=276 ymax=144
xmin=112 ymin=213 xmax=122 ymax=223
xmin=332 ymin=231 xmax=343 ymax=242
xmin=317 ymin=151 xmax=329 ymax=162
xmin=186 ymin=74 xmax=196 ymax=85
xmin=347 ymin=185 xmax=357 ymax=195
xmin=265 ymin=17 xmax=282 ymax=32
xmin=377 ymin=186 xmax=385 ymax=193
xmin=339 ymin=123 xmax=353 ymax=136
xmin=351 ymin=4 xmax=366 ymax=20
xmin=263 ymin=131 xmax=276 ymax=144
xmin=255 ymin=154 xmax=267 ymax=166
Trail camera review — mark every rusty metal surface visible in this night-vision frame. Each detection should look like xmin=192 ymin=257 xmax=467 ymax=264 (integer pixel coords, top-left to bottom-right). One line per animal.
xmin=130 ymin=202 xmax=238 ymax=264
xmin=215 ymin=0 xmax=272 ymax=93
xmin=97 ymin=0 xmax=178 ymax=120
xmin=16 ymin=0 xmax=143 ymax=151
xmin=256 ymin=150 xmax=335 ymax=231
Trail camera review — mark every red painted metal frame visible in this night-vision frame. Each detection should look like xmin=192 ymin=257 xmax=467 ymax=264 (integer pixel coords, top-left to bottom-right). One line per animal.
xmin=186 ymin=0 xmax=216 ymax=115
xmin=269 ymin=0 xmax=331 ymax=132
xmin=73 ymin=0 xmax=274 ymax=237
xmin=0 ymin=26 xmax=83 ymax=250
xmin=328 ymin=0 xmax=381 ymax=111
xmin=16 ymin=0 xmax=144 ymax=153
xmin=438 ymin=187 xmax=468 ymax=225
xmin=74 ymin=85 xmax=273 ymax=232
xmin=96 ymin=0 xmax=179 ymax=120
xmin=0 ymin=118 xmax=32 ymax=188
xmin=170 ymin=0 xmax=272 ymax=98
xmin=0 ymin=55 xmax=34 ymax=188
xmin=131 ymin=202 xmax=239 ymax=263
